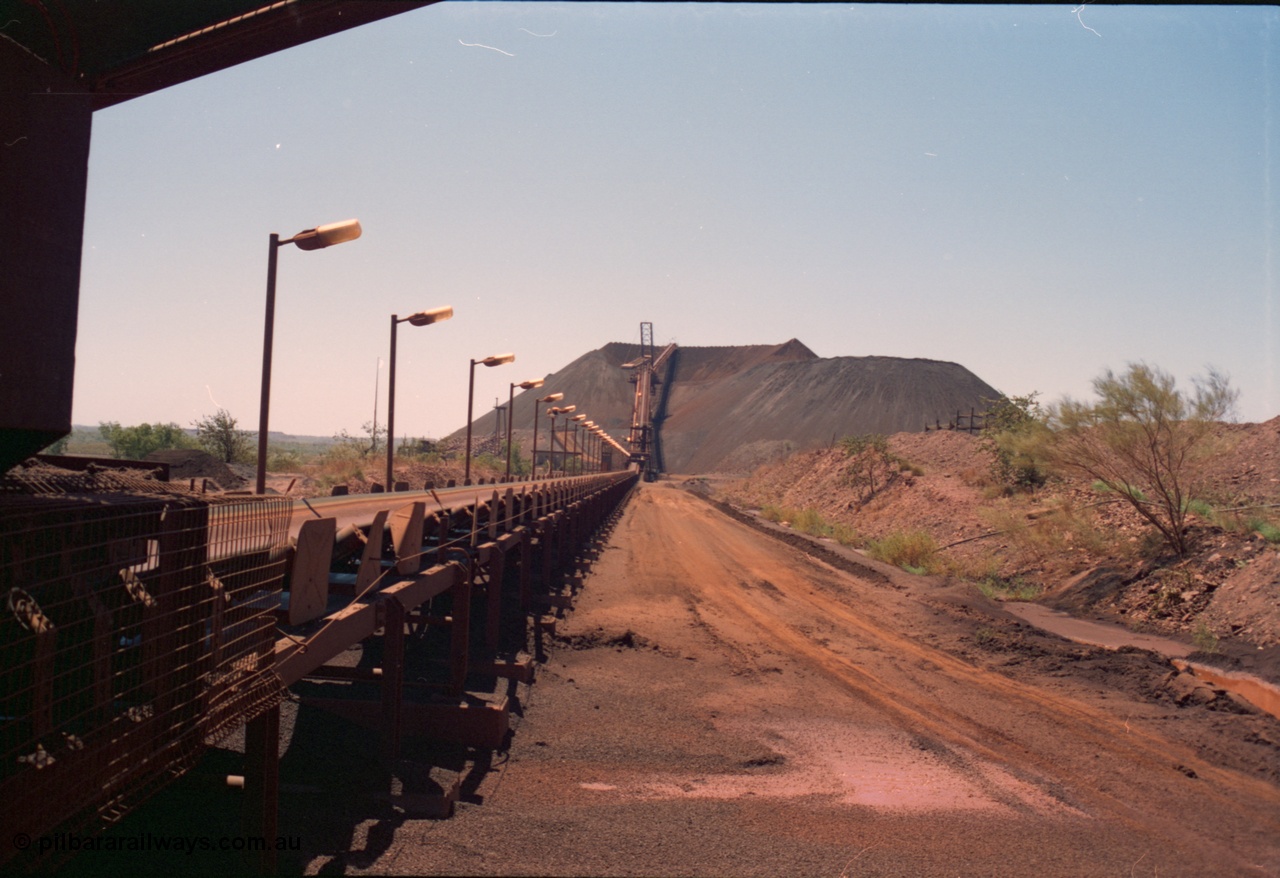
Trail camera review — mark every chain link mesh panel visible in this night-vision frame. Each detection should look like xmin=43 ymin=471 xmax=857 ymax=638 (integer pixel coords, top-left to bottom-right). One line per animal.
xmin=0 ymin=464 xmax=291 ymax=867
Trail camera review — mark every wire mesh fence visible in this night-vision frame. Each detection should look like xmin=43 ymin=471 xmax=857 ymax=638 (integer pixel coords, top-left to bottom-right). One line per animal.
xmin=0 ymin=463 xmax=291 ymax=866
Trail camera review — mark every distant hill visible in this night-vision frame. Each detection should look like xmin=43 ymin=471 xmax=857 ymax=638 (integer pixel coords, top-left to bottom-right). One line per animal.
xmin=454 ymin=339 xmax=1001 ymax=474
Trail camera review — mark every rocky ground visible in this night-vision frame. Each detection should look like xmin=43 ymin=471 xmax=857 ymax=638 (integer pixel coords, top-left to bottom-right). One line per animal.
xmin=718 ymin=417 xmax=1280 ymax=681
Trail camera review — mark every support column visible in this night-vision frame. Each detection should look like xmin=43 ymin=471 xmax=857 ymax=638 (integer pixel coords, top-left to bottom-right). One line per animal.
xmin=0 ymin=42 xmax=93 ymax=470
xmin=243 ymin=706 xmax=280 ymax=874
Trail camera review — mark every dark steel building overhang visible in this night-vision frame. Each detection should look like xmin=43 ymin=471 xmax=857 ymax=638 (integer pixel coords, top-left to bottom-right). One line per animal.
xmin=0 ymin=1 xmax=436 ymax=472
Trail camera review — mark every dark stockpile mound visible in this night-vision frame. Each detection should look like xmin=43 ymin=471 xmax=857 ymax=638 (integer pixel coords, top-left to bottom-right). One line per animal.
xmin=659 ymin=349 xmax=999 ymax=473
xmin=144 ymin=448 xmax=247 ymax=490
xmin=453 ymin=343 xmax=640 ymax=463
xmin=454 ymin=339 xmax=1001 ymax=474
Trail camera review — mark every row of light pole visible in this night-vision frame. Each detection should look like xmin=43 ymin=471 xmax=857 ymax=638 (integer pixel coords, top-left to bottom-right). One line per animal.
xmin=536 ymin=402 xmax=616 ymax=477
xmin=256 ymin=216 xmax=626 ymax=495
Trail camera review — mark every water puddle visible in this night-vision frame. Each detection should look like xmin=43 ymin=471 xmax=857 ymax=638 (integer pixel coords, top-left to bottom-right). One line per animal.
xmin=1003 ymin=602 xmax=1280 ymax=720
xmin=1003 ymin=603 xmax=1195 ymax=656
xmin=1170 ymin=660 xmax=1280 ymax=720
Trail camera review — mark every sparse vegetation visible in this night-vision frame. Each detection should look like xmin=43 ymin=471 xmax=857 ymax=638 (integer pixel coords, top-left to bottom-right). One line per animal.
xmin=759 ymin=504 xmax=859 ymax=546
xmin=840 ymin=433 xmax=920 ymax=506
xmin=1250 ymin=517 xmax=1280 ymax=543
xmin=725 ymin=367 xmax=1277 ymax=655
xmin=1045 ymin=363 xmax=1238 ymax=557
xmin=267 ymin=447 xmax=303 ymax=472
xmin=193 ymin=408 xmax=253 ymax=464
xmin=334 ymin=421 xmax=386 ymax=457
xmin=313 ymin=452 xmax=366 ymax=492
xmin=1192 ymin=620 xmax=1220 ymax=654
xmin=976 ymin=575 xmax=1043 ymax=602
xmin=40 ymin=435 xmax=70 ymax=455
xmin=1185 ymin=498 xmax=1215 ymax=519
xmin=974 ymin=627 xmax=998 ymax=646
xmin=979 ymin=392 xmax=1050 ymax=491
xmin=98 ymin=420 xmax=196 ymax=460
xmin=867 ymin=530 xmax=939 ymax=573
xmin=977 ymin=500 xmax=1120 ymax=563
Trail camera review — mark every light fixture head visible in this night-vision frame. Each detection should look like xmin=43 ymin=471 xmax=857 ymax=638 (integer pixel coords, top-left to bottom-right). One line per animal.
xmin=480 ymin=352 xmax=515 ymax=367
xmin=517 ymin=378 xmax=545 ymax=390
xmin=538 ymin=392 xmax=564 ymax=403
xmin=290 ymin=218 xmax=362 ymax=251
xmin=560 ymin=404 xmax=576 ymax=414
xmin=407 ymin=305 xmax=453 ymax=326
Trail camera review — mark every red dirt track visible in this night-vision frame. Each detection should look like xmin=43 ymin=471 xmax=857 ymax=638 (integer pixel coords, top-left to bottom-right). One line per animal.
xmin=339 ymin=482 xmax=1280 ymax=877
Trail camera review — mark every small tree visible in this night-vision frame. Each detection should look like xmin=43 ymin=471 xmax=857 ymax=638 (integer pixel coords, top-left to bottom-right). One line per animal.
xmin=979 ymin=392 xmax=1050 ymax=490
xmin=841 ymin=433 xmax=898 ymax=506
xmin=193 ymin=409 xmax=254 ymax=464
xmin=1045 ymin=363 xmax=1237 ymax=557
xmin=98 ymin=421 xmax=196 ymax=460
xmin=507 ymin=442 xmax=530 ymax=477
xmin=333 ymin=421 xmax=385 ymax=458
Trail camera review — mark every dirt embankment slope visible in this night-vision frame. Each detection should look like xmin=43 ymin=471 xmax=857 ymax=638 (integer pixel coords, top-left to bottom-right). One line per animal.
xmin=722 ymin=419 xmax=1280 ymax=677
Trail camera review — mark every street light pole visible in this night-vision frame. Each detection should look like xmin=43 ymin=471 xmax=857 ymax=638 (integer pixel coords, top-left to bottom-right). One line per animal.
xmin=546 ymin=408 xmax=560 ymax=477
xmin=256 ymin=218 xmax=362 ymax=494
xmin=570 ymin=414 xmax=587 ymax=475
xmin=386 ymin=306 xmax=453 ymax=491
xmin=256 ymin=234 xmax=280 ymax=496
xmin=532 ymin=392 xmax=563 ymax=480
xmin=584 ymin=424 xmax=598 ymax=473
xmin=506 ymin=378 xmax=544 ymax=480
xmin=561 ymin=415 xmax=570 ymax=477
xmin=465 ymin=352 xmax=515 ymax=485
xmin=555 ymin=405 xmax=576 ymax=475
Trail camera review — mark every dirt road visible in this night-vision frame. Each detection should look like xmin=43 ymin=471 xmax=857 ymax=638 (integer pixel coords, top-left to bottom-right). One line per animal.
xmin=329 ymin=482 xmax=1280 ymax=876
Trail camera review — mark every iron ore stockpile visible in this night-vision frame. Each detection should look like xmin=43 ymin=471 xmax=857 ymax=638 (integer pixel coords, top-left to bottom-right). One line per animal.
xmin=459 ymin=339 xmax=1000 ymax=474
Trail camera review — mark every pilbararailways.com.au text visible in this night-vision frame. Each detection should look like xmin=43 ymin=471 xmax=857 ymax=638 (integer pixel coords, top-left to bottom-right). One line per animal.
xmin=15 ymin=832 xmax=301 ymax=856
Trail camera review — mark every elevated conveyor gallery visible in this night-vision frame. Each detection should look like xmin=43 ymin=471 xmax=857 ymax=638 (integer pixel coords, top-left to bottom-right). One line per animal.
xmin=1 ymin=461 xmax=636 ymax=871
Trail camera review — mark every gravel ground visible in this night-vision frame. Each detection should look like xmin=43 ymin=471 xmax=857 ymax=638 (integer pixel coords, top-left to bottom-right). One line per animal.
xmin=64 ymin=481 xmax=1280 ymax=877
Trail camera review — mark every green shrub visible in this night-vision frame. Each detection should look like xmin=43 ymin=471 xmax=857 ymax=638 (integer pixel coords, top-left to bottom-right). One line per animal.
xmin=868 ymin=530 xmax=939 ymax=572
xmin=840 ymin=434 xmax=918 ymax=505
xmin=1192 ymin=620 xmax=1220 ymax=654
xmin=1248 ymin=518 xmax=1280 ymax=543
xmin=758 ymin=504 xmax=860 ymax=546
xmin=979 ymin=393 xmax=1050 ymax=490
xmin=828 ymin=522 xmax=861 ymax=547
xmin=98 ymin=420 xmax=196 ymax=460
xmin=193 ymin=409 xmax=254 ymax=464
xmin=267 ymin=447 xmax=302 ymax=471
xmin=1185 ymin=498 xmax=1215 ymax=518
xmin=1047 ymin=362 xmax=1238 ymax=557
xmin=791 ymin=507 xmax=825 ymax=533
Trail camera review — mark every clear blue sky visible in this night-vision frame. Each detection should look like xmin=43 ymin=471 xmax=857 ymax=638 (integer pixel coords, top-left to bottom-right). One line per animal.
xmin=74 ymin=2 xmax=1278 ymax=441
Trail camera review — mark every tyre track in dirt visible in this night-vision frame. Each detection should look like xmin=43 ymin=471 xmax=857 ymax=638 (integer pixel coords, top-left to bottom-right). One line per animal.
xmin=625 ymin=484 xmax=1280 ymax=873
xmin=368 ymin=482 xmax=1279 ymax=877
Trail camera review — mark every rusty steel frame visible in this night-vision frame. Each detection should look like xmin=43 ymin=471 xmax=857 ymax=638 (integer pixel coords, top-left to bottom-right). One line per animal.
xmin=1 ymin=465 xmax=635 ymax=871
